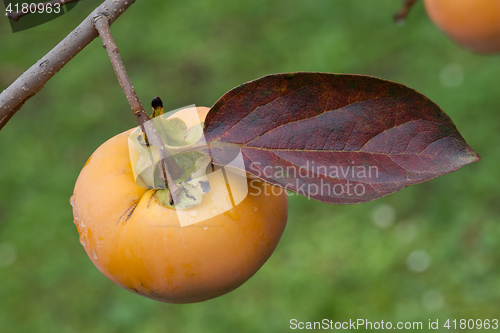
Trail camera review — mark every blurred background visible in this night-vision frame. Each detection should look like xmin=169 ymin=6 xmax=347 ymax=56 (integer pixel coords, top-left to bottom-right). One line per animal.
xmin=0 ymin=0 xmax=499 ymax=332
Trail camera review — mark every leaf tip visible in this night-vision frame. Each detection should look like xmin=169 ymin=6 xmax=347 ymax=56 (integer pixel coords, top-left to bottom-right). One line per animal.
xmin=459 ymin=148 xmax=481 ymax=166
xmin=472 ymin=152 xmax=481 ymax=163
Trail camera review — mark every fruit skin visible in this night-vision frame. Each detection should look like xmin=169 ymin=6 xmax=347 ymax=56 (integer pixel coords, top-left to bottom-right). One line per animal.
xmin=72 ymin=107 xmax=288 ymax=303
xmin=424 ymin=0 xmax=500 ymax=54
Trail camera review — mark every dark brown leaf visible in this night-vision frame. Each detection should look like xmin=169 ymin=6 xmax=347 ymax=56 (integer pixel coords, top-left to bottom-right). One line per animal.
xmin=203 ymin=72 xmax=480 ymax=204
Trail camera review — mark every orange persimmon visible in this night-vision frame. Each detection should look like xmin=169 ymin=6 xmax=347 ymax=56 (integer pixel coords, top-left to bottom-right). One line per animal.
xmin=71 ymin=106 xmax=288 ymax=303
xmin=424 ymin=0 xmax=500 ymax=53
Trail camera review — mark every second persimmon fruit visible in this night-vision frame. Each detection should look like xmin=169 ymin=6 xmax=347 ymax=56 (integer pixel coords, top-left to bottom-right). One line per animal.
xmin=424 ymin=0 xmax=500 ymax=53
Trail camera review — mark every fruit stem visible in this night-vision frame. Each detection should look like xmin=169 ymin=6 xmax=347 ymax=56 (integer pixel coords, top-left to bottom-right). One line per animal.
xmin=93 ymin=14 xmax=181 ymax=204
xmin=394 ymin=0 xmax=420 ymax=24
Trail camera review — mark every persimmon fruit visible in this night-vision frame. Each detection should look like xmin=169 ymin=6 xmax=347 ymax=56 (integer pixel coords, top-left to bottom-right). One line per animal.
xmin=423 ymin=0 xmax=500 ymax=54
xmin=71 ymin=106 xmax=288 ymax=303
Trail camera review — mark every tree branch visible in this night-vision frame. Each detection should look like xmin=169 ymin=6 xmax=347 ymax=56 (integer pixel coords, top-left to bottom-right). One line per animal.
xmin=5 ymin=0 xmax=81 ymax=22
xmin=0 ymin=0 xmax=135 ymax=130
xmin=93 ymin=14 xmax=182 ymax=204
xmin=394 ymin=0 xmax=420 ymax=24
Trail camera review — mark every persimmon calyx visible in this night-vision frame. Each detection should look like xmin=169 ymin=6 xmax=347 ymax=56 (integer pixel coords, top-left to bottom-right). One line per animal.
xmin=128 ymin=115 xmax=212 ymax=210
xmin=156 ymin=155 xmax=212 ymax=209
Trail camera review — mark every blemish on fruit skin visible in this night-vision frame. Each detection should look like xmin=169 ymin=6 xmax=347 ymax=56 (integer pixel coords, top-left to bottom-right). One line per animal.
xmin=116 ymin=202 xmax=138 ymax=225
xmin=164 ymin=266 xmax=177 ymax=286
xmin=182 ymin=263 xmax=197 ymax=278
xmin=148 ymin=291 xmax=160 ymax=298
xmin=146 ymin=194 xmax=155 ymax=208
xmin=70 ymin=195 xmax=75 ymax=207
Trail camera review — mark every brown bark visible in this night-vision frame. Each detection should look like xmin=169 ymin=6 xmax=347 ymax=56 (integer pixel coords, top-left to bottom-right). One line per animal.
xmin=0 ymin=0 xmax=137 ymax=130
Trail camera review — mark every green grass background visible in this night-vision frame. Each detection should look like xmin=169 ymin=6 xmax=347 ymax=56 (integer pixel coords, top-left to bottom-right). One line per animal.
xmin=1 ymin=0 xmax=499 ymax=332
